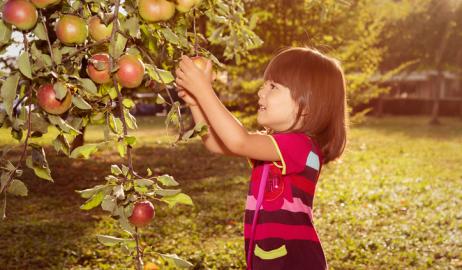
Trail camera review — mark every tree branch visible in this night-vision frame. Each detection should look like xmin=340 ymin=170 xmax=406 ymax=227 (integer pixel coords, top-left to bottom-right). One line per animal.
xmin=109 ymin=2 xmax=142 ymax=270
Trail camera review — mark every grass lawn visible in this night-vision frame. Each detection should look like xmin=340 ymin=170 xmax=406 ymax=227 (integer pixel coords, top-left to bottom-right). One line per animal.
xmin=0 ymin=116 xmax=461 ymax=269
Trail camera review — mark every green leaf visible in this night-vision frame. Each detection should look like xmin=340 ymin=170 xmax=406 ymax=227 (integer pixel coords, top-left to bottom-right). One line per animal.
xmin=109 ymin=33 xmax=127 ymax=59
xmin=113 ymin=185 xmax=125 ymax=200
xmin=77 ymin=78 xmax=98 ymax=95
xmin=145 ymin=64 xmax=174 ymax=84
xmin=53 ymin=82 xmax=68 ymax=100
xmin=70 ymin=143 xmax=99 ymax=159
xmin=161 ymin=193 xmax=193 ymax=208
xmin=157 ymin=174 xmax=179 ymax=186
xmin=160 ymin=253 xmax=193 ymax=268
xmin=101 ymin=194 xmax=117 ymax=213
xmin=26 ymin=157 xmax=53 ymax=181
xmin=33 ymin=22 xmax=47 ymax=40
xmin=111 ymin=165 xmax=122 ymax=176
xmin=121 ymin=164 xmax=129 ymax=177
xmin=52 ymin=47 xmax=62 ymax=65
xmin=76 ymin=184 xmax=109 ymax=199
xmin=80 ymin=190 xmax=105 ymax=210
xmin=52 ymin=134 xmax=70 ymax=156
xmin=181 ymin=129 xmax=195 ymax=140
xmin=155 ymin=189 xmax=181 ymax=197
xmin=97 ymin=235 xmax=136 ymax=248
xmin=7 ymin=179 xmax=28 ymax=196
xmin=0 ymin=72 xmax=20 ymax=117
xmin=165 ymin=101 xmax=180 ymax=128
xmin=123 ymin=16 xmax=140 ymax=37
xmin=116 ymin=142 xmax=126 ymax=157
xmin=109 ymin=113 xmax=123 ymax=134
xmin=155 ymin=94 xmax=166 ymax=104
xmin=123 ymin=108 xmax=137 ymax=129
xmin=25 ymin=146 xmax=53 ymax=182
xmin=122 ymin=98 xmax=135 ymax=108
xmin=124 ymin=135 xmax=136 ymax=146
xmin=135 ymin=179 xmax=154 ymax=187
xmin=0 ymin=20 xmax=12 ymax=45
xmin=72 ymin=95 xmax=92 ymax=110
xmin=18 ymin=51 xmax=32 ymax=79
xmin=48 ymin=115 xmax=81 ymax=135
xmin=160 ymin=27 xmax=180 ymax=45
xmin=29 ymin=113 xmax=49 ymax=134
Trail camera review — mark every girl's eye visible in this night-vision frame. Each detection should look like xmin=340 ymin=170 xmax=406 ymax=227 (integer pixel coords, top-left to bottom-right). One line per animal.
xmin=270 ymin=83 xmax=276 ymax=89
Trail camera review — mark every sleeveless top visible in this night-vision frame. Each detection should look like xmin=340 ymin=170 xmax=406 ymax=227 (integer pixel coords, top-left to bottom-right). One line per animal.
xmin=244 ymin=132 xmax=328 ymax=270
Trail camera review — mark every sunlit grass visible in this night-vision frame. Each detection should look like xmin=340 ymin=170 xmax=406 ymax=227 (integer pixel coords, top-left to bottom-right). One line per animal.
xmin=0 ymin=116 xmax=461 ymax=269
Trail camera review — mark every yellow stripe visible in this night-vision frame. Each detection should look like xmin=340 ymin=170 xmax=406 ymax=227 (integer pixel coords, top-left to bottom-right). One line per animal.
xmin=268 ymin=135 xmax=286 ymax=175
xmin=254 ymin=244 xmax=287 ymax=260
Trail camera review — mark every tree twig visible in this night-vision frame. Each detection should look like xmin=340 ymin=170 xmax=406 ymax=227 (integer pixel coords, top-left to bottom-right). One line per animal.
xmin=39 ymin=9 xmax=56 ymax=72
xmin=109 ymin=2 xmax=142 ymax=270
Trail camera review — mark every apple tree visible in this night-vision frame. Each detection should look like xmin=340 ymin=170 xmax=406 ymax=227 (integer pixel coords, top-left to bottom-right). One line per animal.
xmin=0 ymin=0 xmax=261 ymax=269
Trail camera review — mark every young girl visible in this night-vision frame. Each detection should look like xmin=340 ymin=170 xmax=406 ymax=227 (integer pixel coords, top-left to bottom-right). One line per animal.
xmin=175 ymin=47 xmax=348 ymax=270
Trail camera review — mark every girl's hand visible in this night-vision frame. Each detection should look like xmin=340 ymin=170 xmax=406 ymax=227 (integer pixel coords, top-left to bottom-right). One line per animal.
xmin=176 ymin=87 xmax=198 ymax=107
xmin=175 ymin=55 xmax=213 ymax=98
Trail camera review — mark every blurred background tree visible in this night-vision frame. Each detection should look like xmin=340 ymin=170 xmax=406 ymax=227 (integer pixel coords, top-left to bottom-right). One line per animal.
xmin=204 ymin=0 xmax=461 ymax=127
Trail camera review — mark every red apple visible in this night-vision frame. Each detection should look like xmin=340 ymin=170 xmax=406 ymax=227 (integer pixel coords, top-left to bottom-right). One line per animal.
xmin=115 ymin=54 xmax=145 ymax=89
xmin=176 ymin=0 xmax=201 ymax=13
xmin=30 ymin=0 xmax=60 ymax=8
xmin=129 ymin=200 xmax=155 ymax=227
xmin=86 ymin=53 xmax=111 ymax=84
xmin=88 ymin=15 xmax=113 ymax=42
xmin=55 ymin=15 xmax=88 ymax=45
xmin=2 ymin=0 xmax=38 ymax=31
xmin=138 ymin=0 xmax=175 ymax=22
xmin=37 ymin=84 xmax=72 ymax=115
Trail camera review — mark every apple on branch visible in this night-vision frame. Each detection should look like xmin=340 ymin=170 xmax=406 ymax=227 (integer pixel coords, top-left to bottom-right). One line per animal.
xmin=129 ymin=201 xmax=155 ymax=227
xmin=87 ymin=53 xmax=111 ymax=84
xmin=88 ymin=15 xmax=113 ymax=42
xmin=176 ymin=0 xmax=202 ymax=13
xmin=138 ymin=0 xmax=176 ymax=22
xmin=37 ymin=84 xmax=72 ymax=115
xmin=115 ymin=54 xmax=146 ymax=89
xmin=2 ymin=0 xmax=38 ymax=31
xmin=31 ymin=0 xmax=60 ymax=9
xmin=55 ymin=14 xmax=88 ymax=46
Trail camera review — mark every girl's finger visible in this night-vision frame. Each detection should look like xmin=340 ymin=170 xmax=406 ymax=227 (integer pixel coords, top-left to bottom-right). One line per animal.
xmin=175 ymin=67 xmax=184 ymax=78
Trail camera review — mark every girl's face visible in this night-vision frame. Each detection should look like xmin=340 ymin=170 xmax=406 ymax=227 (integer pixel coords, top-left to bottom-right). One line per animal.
xmin=257 ymin=80 xmax=300 ymax=132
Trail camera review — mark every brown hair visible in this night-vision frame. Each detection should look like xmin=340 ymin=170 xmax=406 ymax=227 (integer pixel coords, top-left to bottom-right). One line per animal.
xmin=263 ymin=47 xmax=348 ymax=164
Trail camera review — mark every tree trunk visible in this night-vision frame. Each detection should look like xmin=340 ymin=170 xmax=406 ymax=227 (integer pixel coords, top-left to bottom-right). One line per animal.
xmin=429 ymin=73 xmax=442 ymax=125
xmin=375 ymin=95 xmax=384 ymax=118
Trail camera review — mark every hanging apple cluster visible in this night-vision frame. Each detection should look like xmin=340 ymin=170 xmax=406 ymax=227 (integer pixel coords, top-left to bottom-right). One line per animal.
xmin=0 ymin=0 xmax=261 ymax=268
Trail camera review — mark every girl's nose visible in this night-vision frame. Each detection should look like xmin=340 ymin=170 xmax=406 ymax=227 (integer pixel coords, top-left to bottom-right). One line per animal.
xmin=258 ymin=85 xmax=266 ymax=98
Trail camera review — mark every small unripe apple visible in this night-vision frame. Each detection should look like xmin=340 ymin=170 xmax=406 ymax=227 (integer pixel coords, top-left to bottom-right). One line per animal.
xmin=88 ymin=15 xmax=113 ymax=42
xmin=2 ymin=0 xmax=38 ymax=31
xmin=86 ymin=53 xmax=111 ymax=84
xmin=129 ymin=200 xmax=155 ymax=227
xmin=144 ymin=262 xmax=160 ymax=270
xmin=55 ymin=15 xmax=88 ymax=45
xmin=176 ymin=0 xmax=201 ymax=13
xmin=138 ymin=0 xmax=175 ymax=22
xmin=31 ymin=0 xmax=60 ymax=8
xmin=37 ymin=84 xmax=72 ymax=115
xmin=115 ymin=54 xmax=145 ymax=89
